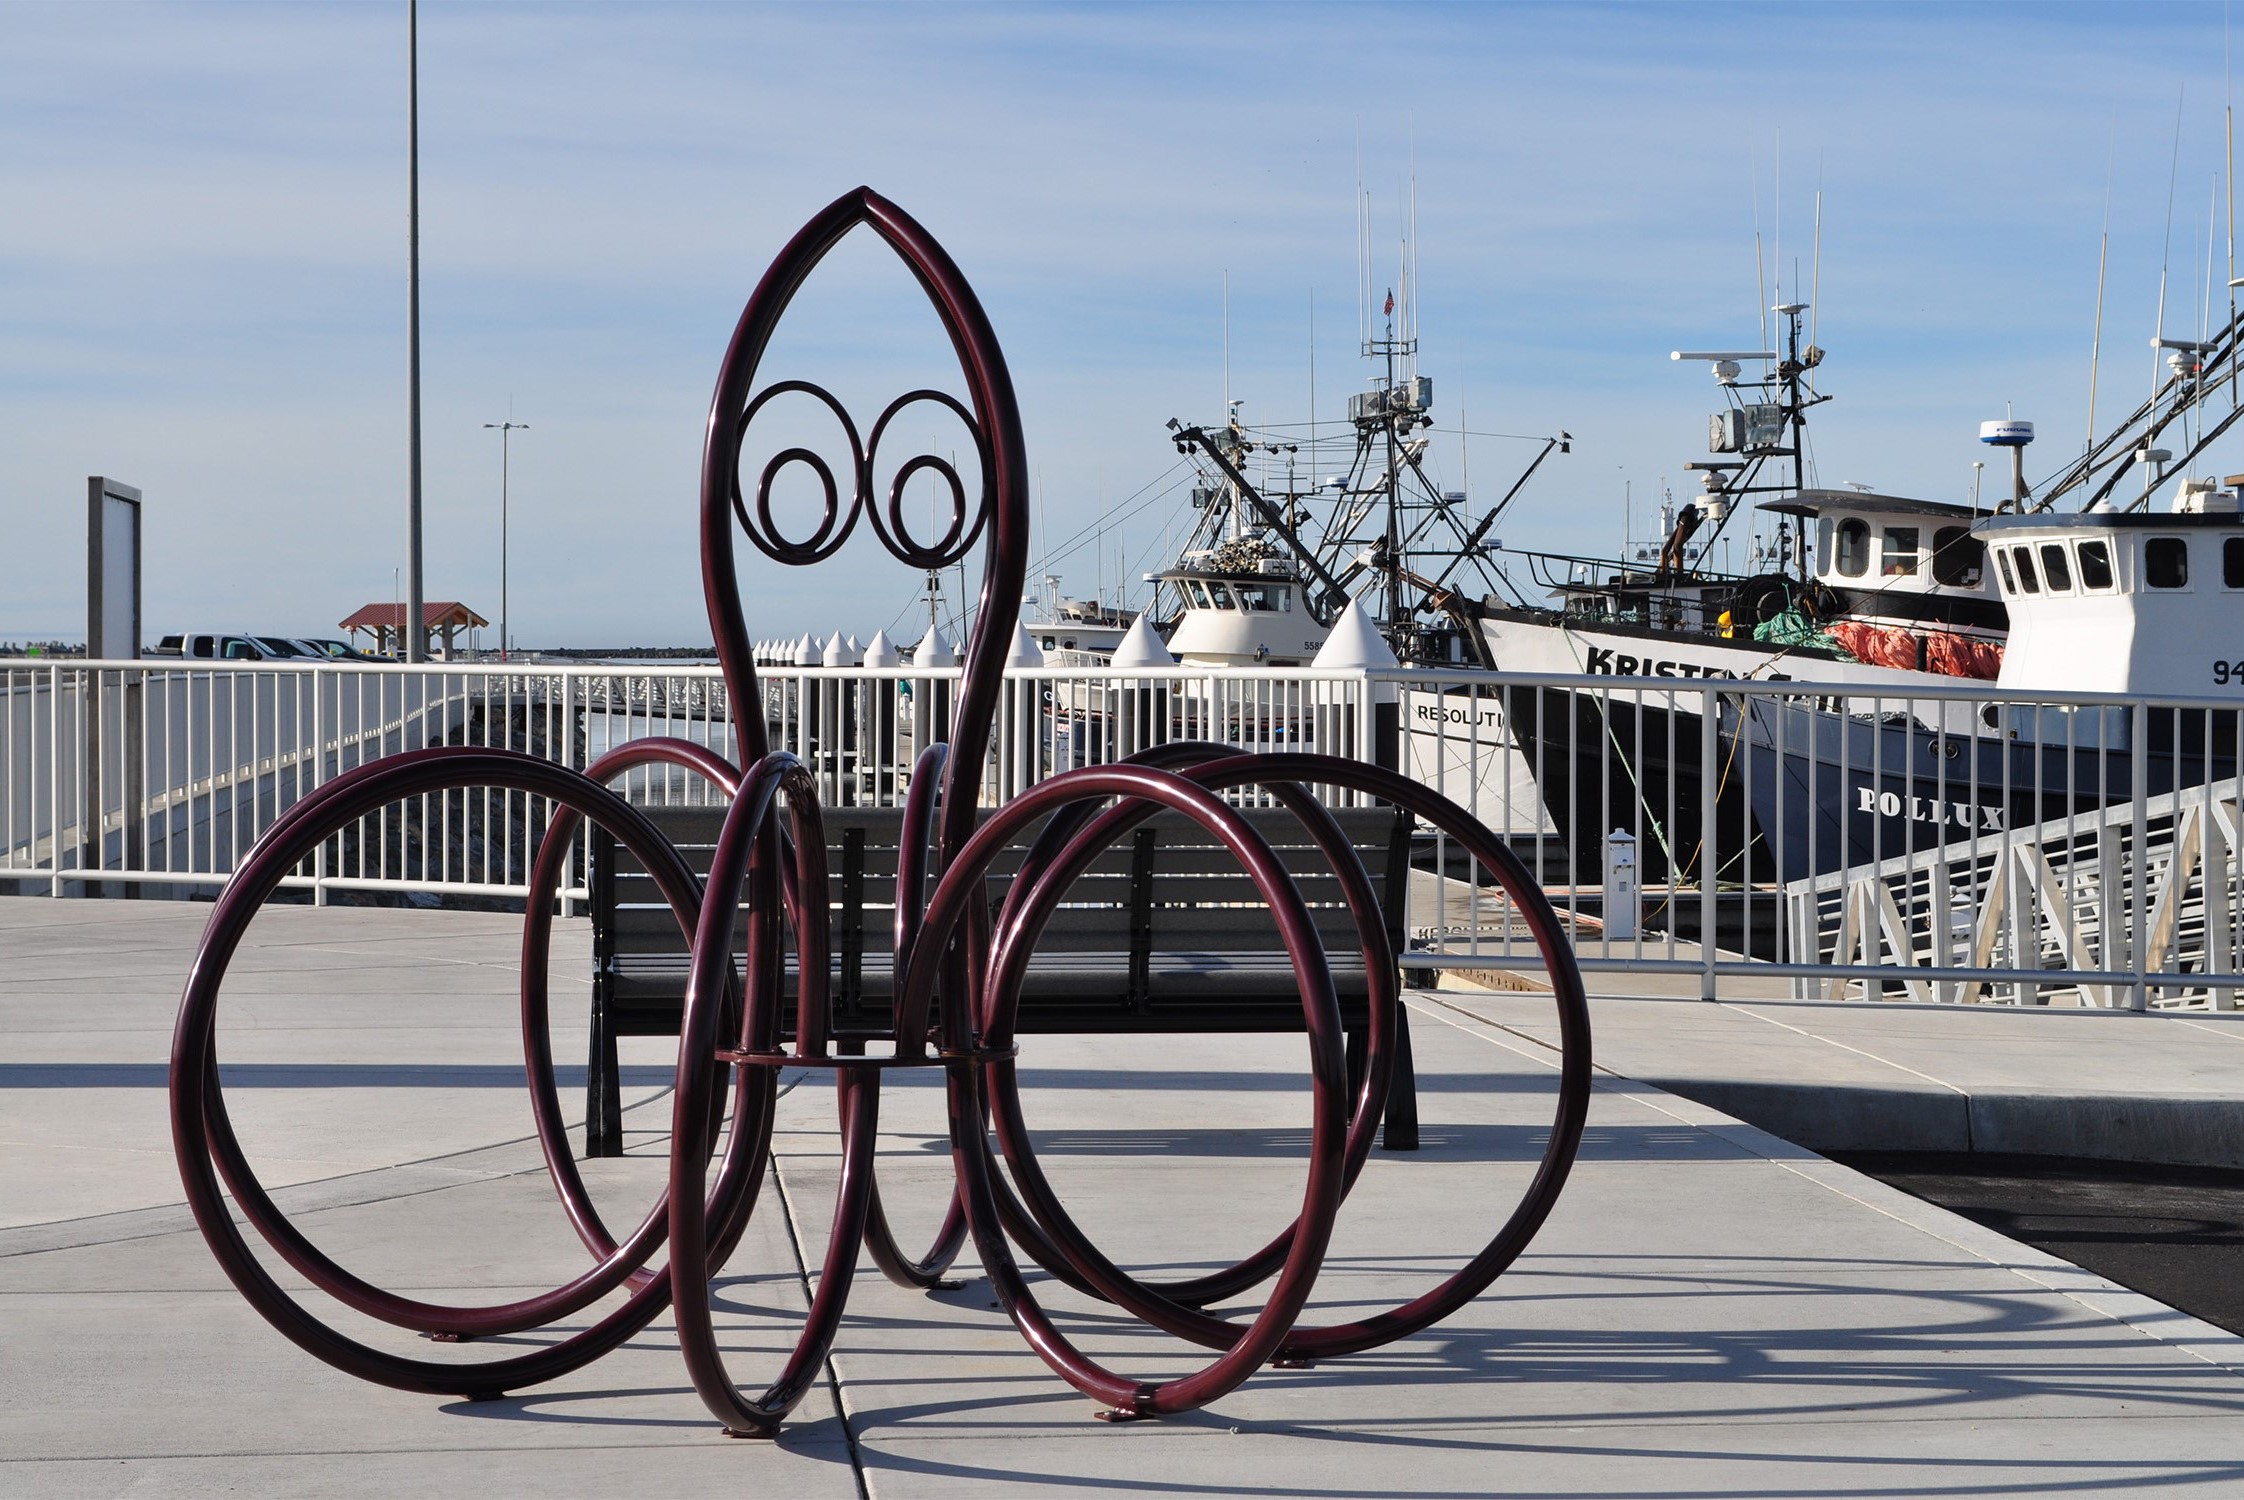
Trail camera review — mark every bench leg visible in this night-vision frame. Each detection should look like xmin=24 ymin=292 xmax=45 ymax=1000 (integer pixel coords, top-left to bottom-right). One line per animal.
xmin=1381 ymin=1006 xmax=1420 ymax=1152
xmin=587 ymin=997 xmax=623 ymax=1159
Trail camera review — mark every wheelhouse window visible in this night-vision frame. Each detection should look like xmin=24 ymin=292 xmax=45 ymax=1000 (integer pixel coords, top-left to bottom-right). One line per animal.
xmin=1235 ymin=584 xmax=1282 ymax=613
xmin=1207 ymin=582 xmax=1238 ymax=610
xmin=1834 ymin=518 xmax=1871 ymax=577
xmin=2077 ymin=539 xmax=2115 ymax=591
xmin=2226 ymin=537 xmax=2244 ymax=588
xmin=1881 ymin=526 xmax=1921 ymax=576
xmin=2012 ymin=546 xmax=2041 ymax=594
xmin=1184 ymin=580 xmax=1214 ymax=609
xmin=1930 ymin=527 xmax=1984 ymax=587
xmin=2146 ymin=537 xmax=2190 ymax=588
xmin=1995 ymin=548 xmax=2018 ymax=594
xmin=2037 ymin=543 xmax=2073 ymax=592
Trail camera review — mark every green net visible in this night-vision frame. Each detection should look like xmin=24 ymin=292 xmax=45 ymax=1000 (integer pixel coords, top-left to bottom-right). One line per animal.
xmin=1751 ymin=605 xmax=1852 ymax=657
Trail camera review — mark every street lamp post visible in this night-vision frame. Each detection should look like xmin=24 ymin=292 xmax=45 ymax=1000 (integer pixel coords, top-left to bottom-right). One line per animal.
xmin=484 ymin=420 xmax=527 ymax=660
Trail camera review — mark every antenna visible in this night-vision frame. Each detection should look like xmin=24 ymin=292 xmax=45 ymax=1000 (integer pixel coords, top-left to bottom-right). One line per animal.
xmin=2155 ymin=83 xmax=2186 ymax=405
xmin=1407 ymin=140 xmax=1420 ymax=361
xmin=1222 ymin=269 xmax=1230 ymax=418
xmin=2207 ymin=172 xmax=2220 ymax=349
xmin=1459 ymin=359 xmax=1469 ymax=502
xmin=1396 ymin=179 xmax=1409 ymax=362
xmin=1750 ymin=151 xmax=1769 ymax=358
xmin=1354 ymin=129 xmax=1368 ymax=353
xmin=2086 ymin=115 xmax=2115 ymax=475
xmin=1773 ymin=127 xmax=1782 ymax=307
xmin=1810 ymin=183 xmax=1823 ymax=356
xmin=2088 ymin=210 xmax=2110 ymax=469
xmin=2201 ymin=172 xmax=2220 ymax=472
xmin=2231 ymin=9 xmax=2239 ymax=410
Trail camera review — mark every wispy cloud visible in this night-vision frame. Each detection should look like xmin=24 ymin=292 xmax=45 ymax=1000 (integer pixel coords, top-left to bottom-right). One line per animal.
xmin=1 ymin=1 xmax=2232 ymax=642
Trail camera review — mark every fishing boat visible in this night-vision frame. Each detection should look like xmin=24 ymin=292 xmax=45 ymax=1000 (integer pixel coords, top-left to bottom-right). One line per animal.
xmin=1149 ymin=277 xmax=1567 ymax=837
xmin=1020 ymin=574 xmax=1138 ymax=665
xmin=1481 ymin=295 xmax=2244 ymax=901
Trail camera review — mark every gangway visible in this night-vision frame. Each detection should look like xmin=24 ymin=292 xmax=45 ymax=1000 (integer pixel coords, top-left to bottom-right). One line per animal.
xmin=1784 ymin=776 xmax=2242 ymax=1009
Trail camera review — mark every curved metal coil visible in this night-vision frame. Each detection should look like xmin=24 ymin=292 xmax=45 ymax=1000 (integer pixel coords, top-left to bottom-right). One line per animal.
xmin=169 ymin=188 xmax=1592 ymax=1436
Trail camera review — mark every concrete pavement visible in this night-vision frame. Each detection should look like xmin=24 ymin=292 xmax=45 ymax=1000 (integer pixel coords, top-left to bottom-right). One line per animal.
xmin=1438 ymin=975 xmax=2244 ymax=1169
xmin=6 ymin=895 xmax=2244 ymax=1496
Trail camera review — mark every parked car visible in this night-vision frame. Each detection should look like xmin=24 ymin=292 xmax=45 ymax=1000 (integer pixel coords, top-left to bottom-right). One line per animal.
xmin=293 ymin=637 xmax=384 ymax=662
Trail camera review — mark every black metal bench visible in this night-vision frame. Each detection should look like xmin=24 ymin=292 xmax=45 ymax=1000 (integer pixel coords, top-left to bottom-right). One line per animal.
xmin=585 ymin=801 xmax=1422 ymax=1157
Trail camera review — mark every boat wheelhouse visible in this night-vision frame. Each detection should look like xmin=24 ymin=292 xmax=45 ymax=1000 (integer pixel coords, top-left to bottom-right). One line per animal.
xmin=1980 ymin=490 xmax=2244 ymax=699
xmin=1156 ymin=542 xmax=1330 ymax=667
xmin=1763 ymin=490 xmax=2006 ymax=677
xmin=1022 ymin=578 xmax=1138 ymax=666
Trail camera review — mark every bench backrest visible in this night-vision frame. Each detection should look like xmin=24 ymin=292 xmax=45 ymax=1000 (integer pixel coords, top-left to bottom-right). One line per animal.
xmin=591 ymin=801 xmax=1410 ymax=967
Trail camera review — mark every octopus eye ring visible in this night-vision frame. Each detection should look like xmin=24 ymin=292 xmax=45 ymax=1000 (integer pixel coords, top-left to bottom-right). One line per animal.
xmin=864 ymin=386 xmax=989 ymax=569
xmin=730 ymin=378 xmax=866 ymax=565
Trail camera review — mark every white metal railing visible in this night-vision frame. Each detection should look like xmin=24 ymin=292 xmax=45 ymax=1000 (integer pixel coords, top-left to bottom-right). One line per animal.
xmin=1365 ymin=666 xmax=2243 ymax=1011
xmin=8 ymin=656 xmax=2242 ymax=1011
xmin=0 ymin=659 xmax=1376 ymax=904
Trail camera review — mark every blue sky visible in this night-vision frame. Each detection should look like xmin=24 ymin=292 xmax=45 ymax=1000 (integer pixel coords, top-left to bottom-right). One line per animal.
xmin=4 ymin=1 xmax=2239 ymax=646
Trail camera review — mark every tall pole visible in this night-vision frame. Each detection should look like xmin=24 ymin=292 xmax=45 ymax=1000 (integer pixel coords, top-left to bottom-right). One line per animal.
xmin=405 ymin=0 xmax=426 ymax=663
xmin=484 ymin=421 xmax=527 ymax=660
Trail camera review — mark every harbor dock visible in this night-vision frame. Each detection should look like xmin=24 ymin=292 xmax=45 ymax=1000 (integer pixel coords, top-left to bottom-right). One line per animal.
xmin=6 ymin=896 xmax=2242 ymax=1496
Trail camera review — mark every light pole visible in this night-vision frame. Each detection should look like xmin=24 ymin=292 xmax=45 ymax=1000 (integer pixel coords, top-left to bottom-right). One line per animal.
xmin=406 ymin=0 xmax=425 ymax=662
xmin=484 ymin=420 xmax=527 ymax=660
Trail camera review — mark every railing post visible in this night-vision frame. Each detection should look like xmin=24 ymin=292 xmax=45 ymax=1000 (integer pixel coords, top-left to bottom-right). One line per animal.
xmin=122 ymin=666 xmax=143 ymax=898
xmin=560 ymin=667 xmax=579 ymax=919
xmin=312 ymin=667 xmax=327 ymax=905
xmin=2131 ymin=696 xmax=2151 ymax=1011
xmin=48 ymin=663 xmax=63 ymax=896
xmin=1699 ymin=681 xmax=1719 ymax=1000
xmin=1349 ymin=671 xmax=1369 ymax=776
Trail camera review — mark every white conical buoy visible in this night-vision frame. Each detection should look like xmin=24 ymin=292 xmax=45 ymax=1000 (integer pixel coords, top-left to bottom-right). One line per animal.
xmin=793 ymin=633 xmax=819 ymax=666
xmin=823 ymin=631 xmax=855 ymax=667
xmin=862 ymin=629 xmax=901 ymax=668
xmin=915 ymin=630 xmax=958 ymax=667
xmin=1108 ymin=613 xmax=1174 ymax=669
xmin=1006 ymin=624 xmax=1045 ymax=668
xmin=1310 ymin=600 xmax=1399 ymax=670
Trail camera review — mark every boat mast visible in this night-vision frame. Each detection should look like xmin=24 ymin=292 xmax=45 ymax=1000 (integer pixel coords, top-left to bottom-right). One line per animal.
xmin=1782 ymin=302 xmax=1807 ymax=504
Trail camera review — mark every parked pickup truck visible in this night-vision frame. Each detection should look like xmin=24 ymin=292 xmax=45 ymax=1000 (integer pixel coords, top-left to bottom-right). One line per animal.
xmin=150 ymin=634 xmax=384 ymax=662
xmin=151 ymin=633 xmax=282 ymax=661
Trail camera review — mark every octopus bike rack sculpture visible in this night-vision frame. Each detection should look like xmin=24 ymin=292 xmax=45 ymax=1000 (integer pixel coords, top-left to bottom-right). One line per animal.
xmin=169 ymin=188 xmax=1594 ymax=1436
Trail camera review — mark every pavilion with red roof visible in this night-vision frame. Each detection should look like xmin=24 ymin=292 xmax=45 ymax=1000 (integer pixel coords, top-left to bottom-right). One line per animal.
xmin=338 ymin=601 xmax=489 ymax=660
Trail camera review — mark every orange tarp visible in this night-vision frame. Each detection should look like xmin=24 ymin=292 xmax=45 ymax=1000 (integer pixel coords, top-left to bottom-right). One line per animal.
xmin=1827 ymin=621 xmax=2003 ymax=681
